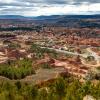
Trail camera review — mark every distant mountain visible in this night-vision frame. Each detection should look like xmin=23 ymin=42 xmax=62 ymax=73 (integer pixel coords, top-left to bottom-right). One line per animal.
xmin=32 ymin=15 xmax=100 ymax=28
xmin=33 ymin=14 xmax=100 ymax=20
xmin=0 ymin=14 xmax=100 ymax=20
xmin=0 ymin=15 xmax=29 ymax=19
xmin=61 ymin=15 xmax=100 ymax=19
xmin=33 ymin=15 xmax=64 ymax=20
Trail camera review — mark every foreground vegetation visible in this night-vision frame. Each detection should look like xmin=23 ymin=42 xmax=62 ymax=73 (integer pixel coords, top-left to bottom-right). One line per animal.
xmin=0 ymin=77 xmax=99 ymax=100
xmin=0 ymin=59 xmax=35 ymax=79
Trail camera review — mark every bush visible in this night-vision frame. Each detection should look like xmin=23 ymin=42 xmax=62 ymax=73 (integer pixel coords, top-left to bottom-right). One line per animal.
xmin=0 ymin=59 xmax=35 ymax=79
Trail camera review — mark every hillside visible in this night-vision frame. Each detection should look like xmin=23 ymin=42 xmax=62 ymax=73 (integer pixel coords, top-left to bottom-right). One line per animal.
xmin=0 ymin=15 xmax=100 ymax=28
xmin=34 ymin=15 xmax=100 ymax=28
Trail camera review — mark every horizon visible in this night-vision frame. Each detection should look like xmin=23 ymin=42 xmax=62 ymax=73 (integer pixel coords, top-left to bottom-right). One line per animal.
xmin=0 ymin=14 xmax=100 ymax=17
xmin=0 ymin=0 xmax=100 ymax=16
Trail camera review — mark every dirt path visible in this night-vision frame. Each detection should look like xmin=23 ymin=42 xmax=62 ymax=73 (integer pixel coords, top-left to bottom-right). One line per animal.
xmin=81 ymin=48 xmax=100 ymax=67
xmin=42 ymin=47 xmax=100 ymax=67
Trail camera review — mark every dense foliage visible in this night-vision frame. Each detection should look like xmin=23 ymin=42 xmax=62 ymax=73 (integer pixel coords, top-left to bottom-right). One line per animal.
xmin=0 ymin=77 xmax=99 ymax=100
xmin=31 ymin=43 xmax=58 ymax=59
xmin=0 ymin=59 xmax=35 ymax=79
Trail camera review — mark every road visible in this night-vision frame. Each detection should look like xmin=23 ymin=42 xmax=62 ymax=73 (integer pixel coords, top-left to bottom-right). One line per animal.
xmin=41 ymin=47 xmax=100 ymax=67
xmin=41 ymin=47 xmax=88 ymax=58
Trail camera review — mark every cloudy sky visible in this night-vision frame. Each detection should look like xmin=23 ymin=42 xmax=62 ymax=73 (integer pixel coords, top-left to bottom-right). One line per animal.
xmin=0 ymin=0 xmax=100 ymax=16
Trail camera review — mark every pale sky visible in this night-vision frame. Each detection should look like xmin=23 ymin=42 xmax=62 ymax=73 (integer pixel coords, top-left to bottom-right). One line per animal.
xmin=0 ymin=0 xmax=100 ymax=16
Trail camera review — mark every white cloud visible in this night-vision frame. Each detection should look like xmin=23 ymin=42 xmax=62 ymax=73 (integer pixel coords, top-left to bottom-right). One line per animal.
xmin=0 ymin=0 xmax=100 ymax=16
xmin=0 ymin=0 xmax=14 ymax=3
xmin=22 ymin=3 xmax=100 ymax=16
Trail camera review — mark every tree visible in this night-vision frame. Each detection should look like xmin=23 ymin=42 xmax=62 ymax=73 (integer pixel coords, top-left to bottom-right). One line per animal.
xmin=54 ymin=77 xmax=66 ymax=100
